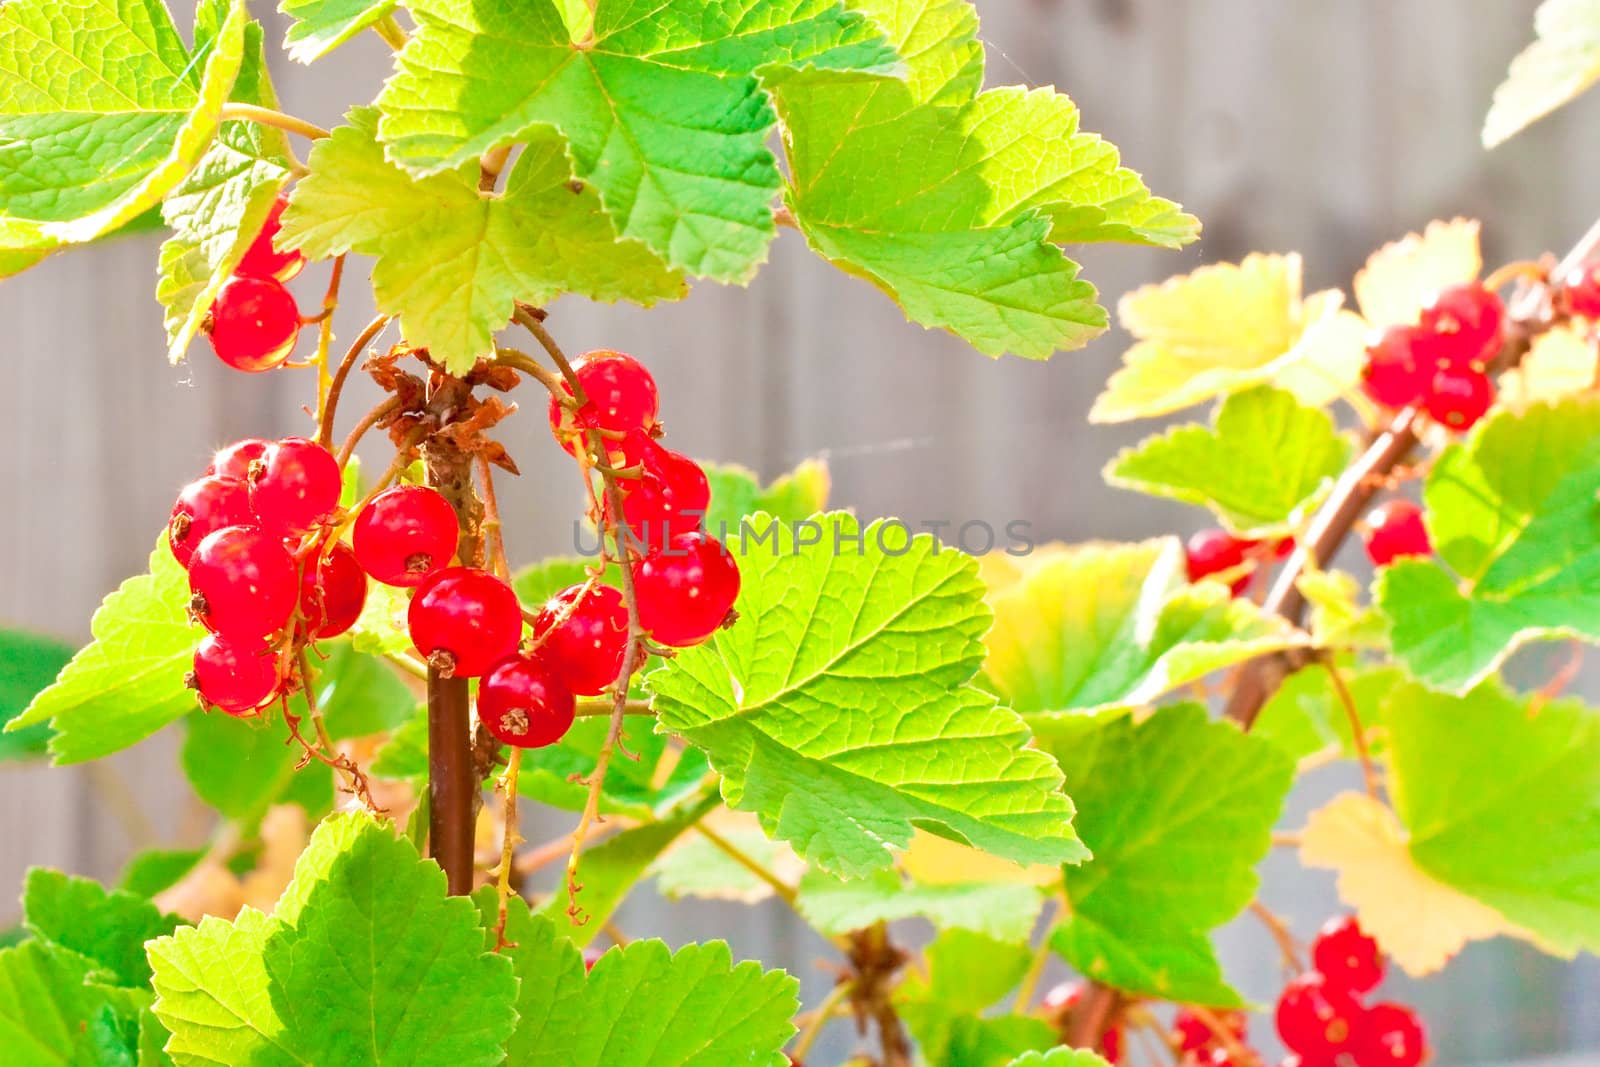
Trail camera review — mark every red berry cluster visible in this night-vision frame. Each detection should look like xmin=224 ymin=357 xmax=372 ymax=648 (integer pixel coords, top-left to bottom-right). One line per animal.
xmin=547 ymin=350 xmax=742 ymax=650
xmin=1362 ymin=500 xmax=1430 ymax=567
xmin=1275 ymin=916 xmax=1427 ymax=1067
xmin=1184 ymin=529 xmax=1293 ymax=596
xmin=1360 ymin=283 xmax=1503 ymax=432
xmin=174 ymin=437 xmax=361 ymax=715
xmin=205 ymin=194 xmax=307 ymax=373
xmin=1171 ymin=1007 xmax=1250 ymax=1065
xmin=1558 ymin=257 xmax=1600 ymax=319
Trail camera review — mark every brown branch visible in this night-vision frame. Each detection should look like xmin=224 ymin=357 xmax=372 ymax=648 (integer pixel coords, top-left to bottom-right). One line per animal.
xmin=846 ymin=924 xmax=913 ymax=1067
xmin=1065 ymin=984 xmax=1123 ymax=1054
xmin=1323 ymin=656 xmax=1381 ymax=800
xmin=318 ymin=313 xmax=391 ymax=450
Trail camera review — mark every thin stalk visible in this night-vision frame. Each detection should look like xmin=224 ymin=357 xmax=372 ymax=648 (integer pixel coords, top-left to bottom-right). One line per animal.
xmin=789 ymin=980 xmax=855 ymax=1063
xmin=219 ymin=103 xmax=329 ymax=141
xmin=492 ymin=748 xmax=523 ymax=949
xmin=319 ymin=313 xmax=391 ymax=450
xmin=373 ymin=13 xmax=409 ymax=49
xmin=695 ymin=823 xmax=798 ymax=906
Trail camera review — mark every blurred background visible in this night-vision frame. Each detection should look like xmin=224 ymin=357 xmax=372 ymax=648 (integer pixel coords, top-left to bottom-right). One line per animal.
xmin=2 ymin=1 xmax=1598 ymax=1063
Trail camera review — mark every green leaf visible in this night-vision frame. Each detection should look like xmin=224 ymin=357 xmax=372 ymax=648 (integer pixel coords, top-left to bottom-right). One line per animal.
xmin=369 ymin=705 xmax=428 ymax=780
xmin=313 ymin=640 xmax=415 ymax=740
xmin=180 ymin=713 xmax=309 ymax=823
xmin=511 ymin=556 xmax=604 ymax=609
xmin=649 ymin=511 xmax=1086 ymax=877
xmin=22 ymin=869 xmax=180 ymax=988
xmin=282 ymin=107 xmax=685 ymax=375
xmin=149 ymin=811 xmax=518 ymax=1066
xmin=982 ymin=539 xmax=1307 ymax=715
xmin=797 ymin=868 xmax=1042 ymax=941
xmin=896 ymin=929 xmax=1053 ymax=1067
xmin=281 ymin=0 xmax=397 ymax=61
xmin=117 ymin=850 xmax=205 ymax=900
xmin=10 ymin=540 xmax=197 ymax=764
xmin=702 ymin=458 xmax=831 ymax=537
xmin=157 ymin=17 xmax=293 ymax=363
xmin=1386 ymin=680 xmax=1600 ymax=956
xmin=1377 ymin=399 xmax=1600 ymax=691
xmin=0 ymin=0 xmax=247 ymax=263
xmin=487 ymin=896 xmax=799 ymax=1067
xmin=0 ymin=629 xmax=75 ymax=761
xmin=650 ymin=826 xmax=795 ymax=902
xmin=520 ymin=717 xmax=710 ymax=819
xmin=1485 ymin=0 xmax=1600 ymax=146
xmin=1006 ymin=1052 xmax=1113 ymax=1067
xmin=1035 ymin=705 xmax=1294 ymax=1006
xmin=1106 ymin=386 xmax=1350 ymax=535
xmin=535 ymin=796 xmax=715 ymax=941
xmin=1253 ymin=662 xmax=1400 ymax=764
xmin=350 ymin=579 xmax=413 ymax=656
xmin=375 ymin=0 xmax=897 ymax=282
xmin=847 ymin=0 xmax=982 ymax=106
xmin=0 ymin=940 xmax=151 ymax=1067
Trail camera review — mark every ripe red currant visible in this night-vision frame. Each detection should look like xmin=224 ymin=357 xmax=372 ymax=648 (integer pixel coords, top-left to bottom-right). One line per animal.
xmin=1184 ymin=529 xmax=1254 ymax=595
xmin=407 ymin=566 xmax=523 ymax=678
xmin=250 ymin=437 xmax=342 ymax=538
xmin=298 ymin=541 xmax=367 ymax=639
xmin=609 ymin=441 xmax=710 ymax=553
xmin=1356 ymin=1002 xmax=1427 ymax=1067
xmin=632 ymin=531 xmax=741 ymax=647
xmin=353 ymin=485 xmax=458 ymax=587
xmin=188 ymin=525 xmax=299 ymax=639
xmin=1173 ymin=1007 xmax=1247 ymax=1052
xmin=533 ymin=583 xmax=629 ymax=696
xmin=207 ymin=438 xmax=271 ymax=481
xmin=234 ymin=193 xmax=305 ymax=283
xmin=1421 ymin=283 xmax=1504 ymax=365
xmin=478 ymin=654 xmax=576 ymax=748
xmin=1425 ymin=364 xmax=1494 ymax=431
xmin=188 ymin=633 xmax=280 ymax=716
xmin=206 ymin=275 xmax=301 ymax=372
xmin=1360 ymin=325 xmax=1438 ymax=409
xmin=1363 ymin=500 xmax=1430 ymax=567
xmin=168 ymin=475 xmax=253 ymax=568
xmin=1311 ymin=915 xmax=1385 ymax=995
xmin=1560 ymin=259 xmax=1600 ymax=319
xmin=1275 ymin=972 xmax=1364 ymax=1058
xmin=547 ymin=350 xmax=659 ymax=461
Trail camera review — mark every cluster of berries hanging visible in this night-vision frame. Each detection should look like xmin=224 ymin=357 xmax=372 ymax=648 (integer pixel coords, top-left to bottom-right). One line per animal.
xmin=1274 ymin=916 xmax=1427 ymax=1067
xmin=1361 ymin=500 xmax=1430 ymax=567
xmin=1360 ymin=283 xmax=1503 ymax=431
xmin=205 ymin=194 xmax=307 ymax=373
xmin=174 ymin=437 xmax=361 ymax=714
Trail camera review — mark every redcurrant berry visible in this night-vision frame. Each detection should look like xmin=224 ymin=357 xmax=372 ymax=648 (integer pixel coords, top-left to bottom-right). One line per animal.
xmin=234 ymin=193 xmax=305 ymax=283
xmin=1360 ymin=325 xmax=1436 ymax=409
xmin=1560 ymin=259 xmax=1600 ymax=319
xmin=298 ymin=541 xmax=367 ymax=639
xmin=1421 ymin=283 xmax=1504 ymax=365
xmin=353 ymin=485 xmax=458 ymax=587
xmin=408 ymin=566 xmax=523 ymax=678
xmin=632 ymin=531 xmax=741 ymax=647
xmin=188 ymin=525 xmax=299 ymax=639
xmin=206 ymin=275 xmax=301 ymax=372
xmin=250 ymin=437 xmax=342 ymax=538
xmin=1363 ymin=500 xmax=1430 ymax=567
xmin=1311 ymin=915 xmax=1385 ymax=995
xmin=1173 ymin=1007 xmax=1247 ymax=1052
xmin=188 ymin=633 xmax=280 ymax=716
xmin=1425 ymin=364 xmax=1494 ymax=431
xmin=1185 ymin=529 xmax=1254 ymax=595
xmin=168 ymin=475 xmax=253 ymax=568
xmin=547 ymin=350 xmax=659 ymax=460
xmin=533 ymin=583 xmax=629 ymax=696
xmin=1356 ymin=1002 xmax=1427 ymax=1067
xmin=207 ymin=438 xmax=271 ymax=481
xmin=609 ymin=441 xmax=710 ymax=552
xmin=478 ymin=654 xmax=576 ymax=748
xmin=1275 ymin=972 xmax=1364 ymax=1058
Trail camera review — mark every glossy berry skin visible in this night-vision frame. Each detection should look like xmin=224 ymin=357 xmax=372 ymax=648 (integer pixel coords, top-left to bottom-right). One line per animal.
xmin=1275 ymin=972 xmax=1364 ymax=1058
xmin=251 ymin=437 xmax=342 ymax=538
xmin=1561 ymin=259 xmax=1600 ymax=319
xmin=353 ymin=485 xmax=458 ymax=587
xmin=478 ymin=654 xmax=576 ymax=748
xmin=1421 ymin=283 xmax=1504 ymax=365
xmin=407 ymin=566 xmax=523 ymax=678
xmin=1357 ymin=1002 xmax=1427 ymax=1067
xmin=298 ymin=541 xmax=367 ymax=639
xmin=533 ymin=583 xmax=629 ymax=696
xmin=612 ymin=441 xmax=711 ymax=552
xmin=168 ymin=475 xmax=253 ymax=568
xmin=1173 ymin=1007 xmax=1247 ymax=1052
xmin=189 ymin=633 xmax=280 ymax=716
xmin=207 ymin=275 xmax=300 ymax=372
xmin=632 ymin=531 xmax=741 ymax=647
xmin=234 ymin=193 xmax=305 ymax=283
xmin=1184 ymin=528 xmax=1254 ymax=595
xmin=547 ymin=350 xmax=659 ymax=463
xmin=207 ymin=438 xmax=271 ymax=482
xmin=1425 ymin=364 xmax=1495 ymax=431
xmin=188 ymin=525 xmax=299 ymax=639
xmin=1364 ymin=500 xmax=1431 ymax=567
xmin=1312 ymin=915 xmax=1385 ymax=995
xmin=1361 ymin=325 xmax=1439 ymax=409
